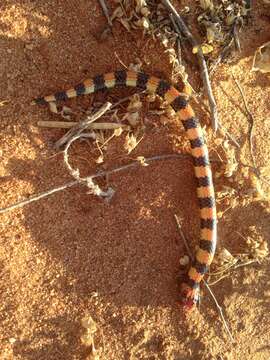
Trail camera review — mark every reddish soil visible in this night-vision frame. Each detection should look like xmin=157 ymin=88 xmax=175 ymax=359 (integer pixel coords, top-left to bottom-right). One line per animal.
xmin=0 ymin=1 xmax=269 ymax=359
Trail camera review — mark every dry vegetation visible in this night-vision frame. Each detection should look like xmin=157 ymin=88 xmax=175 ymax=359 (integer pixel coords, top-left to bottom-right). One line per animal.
xmin=0 ymin=0 xmax=270 ymax=359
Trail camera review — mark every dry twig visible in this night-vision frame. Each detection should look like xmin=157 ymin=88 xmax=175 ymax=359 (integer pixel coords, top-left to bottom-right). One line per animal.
xmin=54 ymin=102 xmax=112 ymax=149
xmin=98 ymin=0 xmax=113 ymax=27
xmin=191 ymin=90 xmax=240 ymax=148
xmin=202 ymin=281 xmax=235 ymax=344
xmin=110 ymin=92 xmax=144 ymax=109
xmin=0 ymin=181 xmax=78 ymax=215
xmin=38 ymin=121 xmax=129 ymax=130
xmin=219 ymin=124 xmax=240 ymax=148
xmin=174 ymin=214 xmax=235 ymax=344
xmin=174 ymin=215 xmax=193 ymax=259
xmin=232 ymin=76 xmax=270 ymax=184
xmin=0 ymin=154 xmax=190 ymax=215
xmin=162 ymin=0 xmax=219 ymax=132
xmin=208 ymin=259 xmax=258 ymax=285
xmin=209 ymin=37 xmax=235 ymax=75
xmin=63 ymin=133 xmax=115 ymax=200
xmin=169 ymin=13 xmax=183 ymax=66
xmin=232 ymin=74 xmax=256 ymax=169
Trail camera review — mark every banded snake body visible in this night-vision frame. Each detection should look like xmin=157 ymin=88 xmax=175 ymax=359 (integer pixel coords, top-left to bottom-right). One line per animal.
xmin=34 ymin=69 xmax=217 ymax=309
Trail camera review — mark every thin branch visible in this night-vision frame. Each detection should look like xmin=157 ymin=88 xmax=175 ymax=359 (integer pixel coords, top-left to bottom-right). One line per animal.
xmin=209 ymin=37 xmax=234 ymax=75
xmin=208 ymin=273 xmax=231 ymax=286
xmin=109 ymin=91 xmax=145 ymax=110
xmin=232 ymin=76 xmax=270 ymax=183
xmin=174 ymin=214 xmax=235 ymax=344
xmin=63 ymin=133 xmax=115 ymax=200
xmin=162 ymin=0 xmax=219 ymax=132
xmin=191 ymin=91 xmax=240 ymax=148
xmin=232 ymin=74 xmax=256 ymax=169
xmin=169 ymin=13 xmax=197 ymax=95
xmin=202 ymin=281 xmax=235 ymax=344
xmin=0 ymin=181 xmax=78 ymax=215
xmin=0 ymin=154 xmax=190 ymax=215
xmin=232 ymin=19 xmax=242 ymax=52
xmin=219 ymin=124 xmax=240 ymax=148
xmin=38 ymin=121 xmax=130 ymax=130
xmin=98 ymin=0 xmax=113 ymax=27
xmin=169 ymin=14 xmax=182 ymax=63
xmin=174 ymin=215 xmax=193 ymax=259
xmin=114 ymin=51 xmax=128 ymax=69
xmin=54 ymin=102 xmax=112 ymax=150
xmin=210 ymin=18 xmax=243 ymax=75
xmin=208 ymin=259 xmax=258 ymax=285
xmin=232 ymin=259 xmax=258 ymax=270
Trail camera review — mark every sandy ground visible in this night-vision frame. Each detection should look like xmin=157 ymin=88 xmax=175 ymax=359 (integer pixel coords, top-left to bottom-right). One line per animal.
xmin=0 ymin=1 xmax=270 ymax=359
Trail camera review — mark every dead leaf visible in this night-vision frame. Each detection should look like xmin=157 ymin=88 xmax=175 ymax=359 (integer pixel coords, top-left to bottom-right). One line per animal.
xmin=135 ymin=0 xmax=148 ymax=13
xmin=81 ymin=332 xmax=93 ymax=347
xmin=113 ymin=127 xmax=123 ymax=137
xmin=193 ymin=43 xmax=214 ymax=55
xmin=141 ymin=6 xmax=150 ymax=17
xmin=81 ymin=314 xmax=97 ymax=333
xmin=252 ymin=41 xmax=270 ymax=73
xmin=127 ymin=94 xmax=143 ymax=112
xmin=95 ymin=155 xmax=104 ymax=164
xmin=124 ymin=133 xmax=143 ymax=154
xmin=136 ymin=156 xmax=149 ymax=166
xmin=135 ymin=17 xmax=150 ymax=30
xmin=123 ymin=112 xmax=140 ymax=126
xmin=199 ymin=0 xmax=214 ymax=11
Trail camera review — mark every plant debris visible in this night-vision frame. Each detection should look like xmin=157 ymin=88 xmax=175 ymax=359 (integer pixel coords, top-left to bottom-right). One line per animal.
xmin=80 ymin=314 xmax=102 ymax=360
xmin=252 ymin=41 xmax=270 ymax=73
xmin=124 ymin=132 xmax=143 ymax=154
xmin=246 ymin=226 xmax=269 ymax=259
xmin=197 ymin=0 xmax=251 ymax=69
xmin=123 ymin=93 xmax=143 ymax=126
